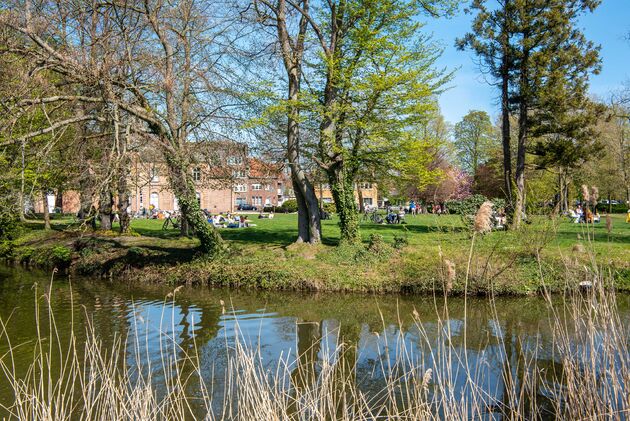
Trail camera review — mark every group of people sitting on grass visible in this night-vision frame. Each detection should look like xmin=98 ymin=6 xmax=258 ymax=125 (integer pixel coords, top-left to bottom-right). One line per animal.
xmin=201 ymin=210 xmax=255 ymax=228
xmin=568 ymin=204 xmax=601 ymax=224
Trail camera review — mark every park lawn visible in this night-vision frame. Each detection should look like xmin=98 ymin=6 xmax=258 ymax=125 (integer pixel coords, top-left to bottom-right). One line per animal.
xmin=4 ymin=213 xmax=629 ymax=294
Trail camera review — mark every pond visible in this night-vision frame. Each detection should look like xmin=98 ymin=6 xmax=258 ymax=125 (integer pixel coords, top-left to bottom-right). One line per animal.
xmin=0 ymin=265 xmax=628 ymax=419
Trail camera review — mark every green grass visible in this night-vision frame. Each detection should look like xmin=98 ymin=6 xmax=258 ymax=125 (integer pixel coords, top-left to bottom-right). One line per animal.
xmin=4 ymin=212 xmax=630 ymax=294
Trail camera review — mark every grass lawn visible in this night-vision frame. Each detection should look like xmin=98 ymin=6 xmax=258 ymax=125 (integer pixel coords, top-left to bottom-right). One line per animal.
xmin=5 ymin=212 xmax=630 ymax=294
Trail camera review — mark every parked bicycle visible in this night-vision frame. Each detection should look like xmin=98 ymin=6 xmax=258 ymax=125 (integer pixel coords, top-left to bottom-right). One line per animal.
xmin=162 ymin=213 xmax=180 ymax=230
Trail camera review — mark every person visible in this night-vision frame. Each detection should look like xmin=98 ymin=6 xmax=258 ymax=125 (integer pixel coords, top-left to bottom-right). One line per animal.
xmin=386 ymin=211 xmax=397 ymax=224
xmin=626 ymin=209 xmax=630 ymax=223
xmin=409 ymin=200 xmax=416 ymax=216
xmin=397 ymin=208 xmax=406 ymax=223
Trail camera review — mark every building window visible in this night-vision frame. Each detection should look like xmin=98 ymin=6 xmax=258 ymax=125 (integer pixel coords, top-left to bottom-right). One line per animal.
xmin=150 ymin=192 xmax=159 ymax=209
xmin=196 ymin=192 xmax=201 ymax=205
xmin=359 ymin=182 xmax=373 ymax=189
xmin=227 ymin=156 xmax=243 ymax=165
xmin=252 ymin=183 xmax=262 ymax=191
xmin=363 ymin=198 xmax=373 ymax=205
xmin=265 ymin=184 xmax=273 ymax=191
xmin=192 ymin=167 xmax=201 ymax=181
xmin=150 ymin=167 xmax=159 ymax=182
xmin=232 ymin=170 xmax=246 ymax=178
xmin=139 ymin=190 xmax=144 ymax=205
xmin=234 ymin=184 xmax=247 ymax=192
xmin=265 ymin=197 xmax=271 ymax=205
xmin=252 ymin=196 xmax=262 ymax=205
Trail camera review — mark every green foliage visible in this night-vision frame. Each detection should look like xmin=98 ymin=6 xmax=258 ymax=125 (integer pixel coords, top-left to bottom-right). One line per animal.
xmin=280 ymin=199 xmax=298 ymax=213
xmin=454 ymin=110 xmax=495 ymax=175
xmin=322 ymin=202 xmax=336 ymax=214
xmin=447 ymin=194 xmax=504 ymax=228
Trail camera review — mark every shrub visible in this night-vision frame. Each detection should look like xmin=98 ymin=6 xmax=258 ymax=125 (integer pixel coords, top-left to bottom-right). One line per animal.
xmin=322 ymin=202 xmax=336 ymax=213
xmin=280 ymin=199 xmax=298 ymax=213
xmin=0 ymin=212 xmax=20 ymax=241
xmin=50 ymin=246 xmax=72 ymax=266
xmin=595 ymin=203 xmax=628 ymax=214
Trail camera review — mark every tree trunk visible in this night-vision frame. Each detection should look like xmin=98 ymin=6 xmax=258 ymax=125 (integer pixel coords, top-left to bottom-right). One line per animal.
xmin=500 ymin=29 xmax=513 ymax=214
xmin=287 ymin=67 xmax=321 ymax=244
xmin=328 ymin=165 xmax=360 ymax=244
xmin=99 ymin=188 xmax=114 ymax=231
xmin=165 ymin=151 xmax=223 ymax=255
xmin=117 ymin=161 xmax=131 ymax=234
xmin=42 ymin=190 xmax=51 ymax=230
xmin=55 ymin=189 xmax=63 ymax=213
xmin=513 ymin=46 xmax=529 ymax=229
xmin=357 ymin=185 xmax=365 ymax=213
xmin=78 ymin=164 xmax=97 ymax=230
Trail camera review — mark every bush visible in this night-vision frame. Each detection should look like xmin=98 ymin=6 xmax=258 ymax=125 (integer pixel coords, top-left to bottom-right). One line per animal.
xmin=596 ymin=203 xmax=628 ymax=214
xmin=322 ymin=202 xmax=336 ymax=213
xmin=0 ymin=213 xmax=20 ymax=241
xmin=280 ymin=199 xmax=298 ymax=213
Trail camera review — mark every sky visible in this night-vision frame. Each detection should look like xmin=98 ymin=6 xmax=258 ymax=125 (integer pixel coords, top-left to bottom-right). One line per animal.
xmin=422 ymin=0 xmax=630 ymax=125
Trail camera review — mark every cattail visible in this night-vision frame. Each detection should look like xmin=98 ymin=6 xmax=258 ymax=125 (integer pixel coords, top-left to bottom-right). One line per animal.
xmin=590 ymin=186 xmax=599 ymax=206
xmin=606 ymin=213 xmax=612 ymax=234
xmin=422 ymin=368 xmax=433 ymax=392
xmin=474 ymin=201 xmax=494 ymax=234
xmin=581 ymin=184 xmax=590 ymax=202
xmin=444 ymin=259 xmax=456 ymax=293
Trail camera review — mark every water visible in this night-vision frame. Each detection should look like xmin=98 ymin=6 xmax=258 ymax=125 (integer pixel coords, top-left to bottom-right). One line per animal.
xmin=0 ymin=265 xmax=628 ymax=419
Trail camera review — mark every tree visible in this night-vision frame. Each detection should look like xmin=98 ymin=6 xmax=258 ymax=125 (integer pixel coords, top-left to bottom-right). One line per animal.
xmin=1 ymin=0 xmax=249 ymax=254
xmin=457 ymin=0 xmax=517 ymax=210
xmin=253 ymin=0 xmax=322 ymax=244
xmin=460 ymin=0 xmax=601 ymax=228
xmin=294 ymin=0 xmax=453 ymax=244
xmin=453 ymin=110 xmax=495 ymax=185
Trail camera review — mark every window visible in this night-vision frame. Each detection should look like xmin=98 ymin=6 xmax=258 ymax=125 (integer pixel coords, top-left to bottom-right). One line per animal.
xmin=232 ymin=170 xmax=246 ymax=178
xmin=252 ymin=183 xmax=262 ymax=191
xmin=359 ymin=182 xmax=373 ymax=189
xmin=363 ymin=198 xmax=373 ymax=205
xmin=192 ymin=167 xmax=201 ymax=182
xmin=196 ymin=192 xmax=201 ymax=205
xmin=150 ymin=192 xmax=159 ymax=209
xmin=150 ymin=167 xmax=160 ymax=182
xmin=265 ymin=197 xmax=271 ymax=205
xmin=234 ymin=184 xmax=247 ymax=192
xmin=139 ymin=190 xmax=144 ymax=205
xmin=265 ymin=184 xmax=273 ymax=191
xmin=227 ymin=156 xmax=243 ymax=165
xmin=252 ymin=196 xmax=262 ymax=205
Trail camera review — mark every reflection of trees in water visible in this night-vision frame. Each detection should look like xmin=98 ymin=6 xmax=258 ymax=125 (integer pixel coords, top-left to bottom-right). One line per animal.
xmin=1 ymin=269 xmax=628 ymax=418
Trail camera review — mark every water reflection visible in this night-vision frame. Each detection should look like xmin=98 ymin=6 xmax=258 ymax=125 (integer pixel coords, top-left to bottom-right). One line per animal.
xmin=0 ymin=265 xmax=627 ymax=419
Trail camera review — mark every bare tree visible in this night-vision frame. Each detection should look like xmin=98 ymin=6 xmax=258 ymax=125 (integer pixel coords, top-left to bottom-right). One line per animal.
xmin=1 ymin=0 xmax=250 ymax=254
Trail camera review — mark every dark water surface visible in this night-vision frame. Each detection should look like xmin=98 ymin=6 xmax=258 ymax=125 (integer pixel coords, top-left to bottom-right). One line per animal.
xmin=0 ymin=265 xmax=628 ymax=419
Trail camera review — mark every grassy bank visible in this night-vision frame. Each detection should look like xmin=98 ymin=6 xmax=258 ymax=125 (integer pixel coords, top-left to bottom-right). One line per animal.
xmin=2 ymin=213 xmax=629 ymax=295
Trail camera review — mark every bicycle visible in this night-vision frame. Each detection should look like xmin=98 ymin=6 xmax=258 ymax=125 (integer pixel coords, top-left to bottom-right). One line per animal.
xmin=162 ymin=214 xmax=180 ymax=230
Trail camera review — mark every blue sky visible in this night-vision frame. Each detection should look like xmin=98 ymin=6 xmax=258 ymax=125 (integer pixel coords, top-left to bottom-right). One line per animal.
xmin=423 ymin=0 xmax=630 ymax=125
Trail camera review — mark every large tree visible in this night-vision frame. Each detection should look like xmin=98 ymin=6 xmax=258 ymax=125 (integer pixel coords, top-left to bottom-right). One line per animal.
xmin=253 ymin=0 xmax=322 ymax=244
xmin=1 ymin=0 xmax=250 ymax=254
xmin=453 ymin=110 xmax=495 ymax=185
xmin=457 ymin=0 xmax=517 ymax=211
xmin=460 ymin=0 xmax=601 ymax=228
xmin=295 ymin=0 xmax=453 ymax=244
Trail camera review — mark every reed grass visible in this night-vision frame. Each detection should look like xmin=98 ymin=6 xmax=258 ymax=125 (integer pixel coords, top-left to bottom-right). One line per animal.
xmin=0 ymin=242 xmax=627 ymax=419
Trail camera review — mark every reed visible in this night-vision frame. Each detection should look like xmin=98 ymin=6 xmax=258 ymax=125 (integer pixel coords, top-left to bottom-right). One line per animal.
xmin=0 ymin=271 xmax=627 ymax=420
